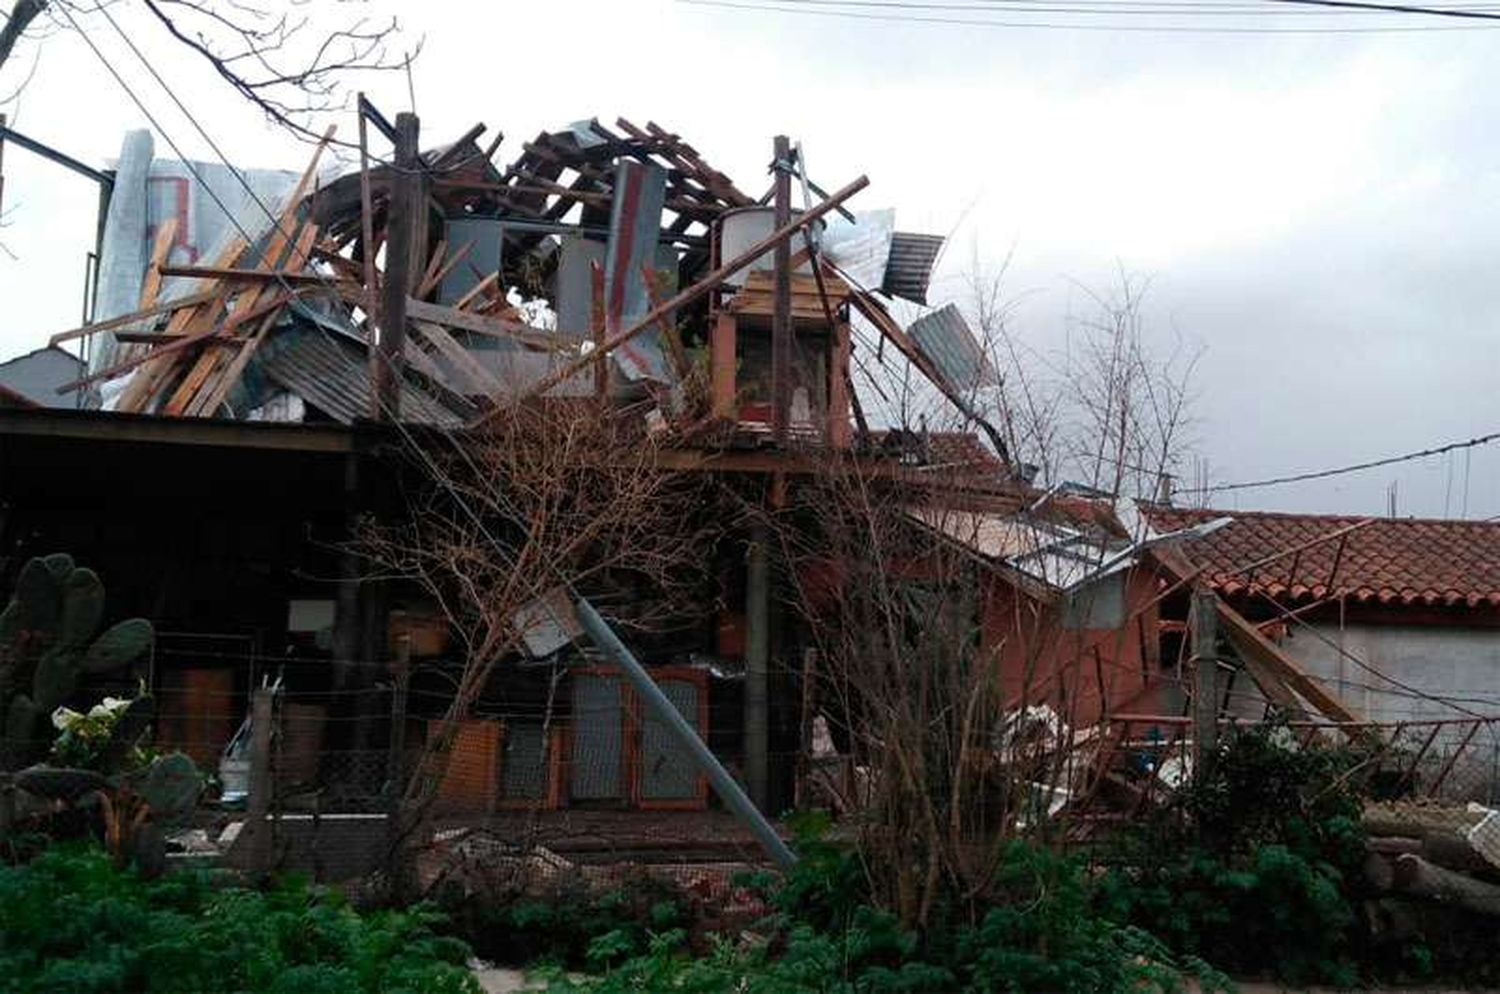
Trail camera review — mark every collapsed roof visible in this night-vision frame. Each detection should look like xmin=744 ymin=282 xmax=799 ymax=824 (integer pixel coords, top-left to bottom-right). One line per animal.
xmin=47 ymin=114 xmax=1000 ymax=458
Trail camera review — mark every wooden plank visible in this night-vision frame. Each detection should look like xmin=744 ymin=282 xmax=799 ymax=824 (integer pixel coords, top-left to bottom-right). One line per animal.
xmin=711 ymin=311 xmax=736 ymax=419
xmin=166 ymin=191 xmax=325 ymax=418
xmin=455 ymin=271 xmax=501 ymax=312
xmin=139 ymin=218 xmax=180 ymax=309
xmin=416 ymin=239 xmax=448 ymax=296
xmin=48 ymin=291 xmax=219 ymax=346
xmin=60 ymin=299 xmax=228 ymax=397
xmin=405 ymin=297 xmax=561 ymax=352
xmin=157 ymin=265 xmax=335 ymax=286
xmin=1152 ymin=546 xmax=1360 ymax=724
xmin=411 ymin=321 xmax=505 ymax=396
xmin=191 ymin=309 xmax=282 ymax=417
xmin=417 ymin=240 xmax=475 ymax=300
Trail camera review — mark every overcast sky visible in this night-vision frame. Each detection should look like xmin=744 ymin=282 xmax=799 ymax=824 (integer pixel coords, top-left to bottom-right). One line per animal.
xmin=1 ymin=0 xmax=1496 ymax=519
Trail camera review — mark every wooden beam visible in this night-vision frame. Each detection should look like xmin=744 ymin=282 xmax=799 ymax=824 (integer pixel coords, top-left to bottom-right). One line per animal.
xmin=48 ymin=291 xmax=219 ymax=346
xmin=411 ymin=321 xmax=505 ymax=397
xmin=711 ymin=311 xmax=736 ymax=420
xmin=376 ymin=111 xmax=421 ymax=422
xmin=139 ymin=218 xmax=180 ymax=309
xmin=405 ymin=297 xmax=562 ymax=352
xmin=1152 ymin=546 xmax=1361 ymax=724
xmin=157 ymin=266 xmax=335 ymax=286
xmin=771 ymin=135 xmax=791 ymax=444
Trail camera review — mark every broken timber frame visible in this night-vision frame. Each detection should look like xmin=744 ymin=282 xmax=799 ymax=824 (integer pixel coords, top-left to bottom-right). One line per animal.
xmin=496 ymin=173 xmax=870 ymax=412
xmin=1151 ymin=545 xmax=1362 ymax=725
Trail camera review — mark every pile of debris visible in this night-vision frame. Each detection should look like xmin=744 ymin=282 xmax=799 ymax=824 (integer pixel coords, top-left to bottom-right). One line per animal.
xmin=44 ymin=110 xmax=994 ymax=452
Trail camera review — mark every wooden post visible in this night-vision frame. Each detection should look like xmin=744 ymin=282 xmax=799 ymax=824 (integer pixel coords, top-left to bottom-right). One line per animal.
xmin=795 ymin=647 xmax=819 ymax=809
xmin=746 ymin=523 xmax=771 ymax=810
xmin=711 ymin=311 xmax=737 ymax=419
xmin=829 ymin=321 xmax=852 ymax=448
xmin=591 ymin=260 xmax=607 ymax=402
xmin=1190 ymin=586 xmax=1219 ymax=778
xmin=388 ymin=632 xmax=411 ymax=788
xmin=771 ymin=135 xmax=792 ymax=444
xmin=358 ymin=98 xmax=381 ymax=417
xmin=376 ymin=111 xmax=422 ymax=422
xmin=245 ymin=686 xmax=276 ymax=877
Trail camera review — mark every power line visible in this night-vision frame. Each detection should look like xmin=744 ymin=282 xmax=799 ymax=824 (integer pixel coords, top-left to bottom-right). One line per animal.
xmin=1181 ymin=429 xmax=1500 ymax=495
xmin=765 ymin=0 xmax=1500 ymax=13
xmin=677 ymin=0 xmax=1500 ymax=30
xmin=1269 ymin=0 xmax=1500 ymax=17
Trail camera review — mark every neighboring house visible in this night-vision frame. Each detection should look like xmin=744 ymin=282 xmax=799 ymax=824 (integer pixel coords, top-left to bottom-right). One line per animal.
xmin=0 ymin=346 xmax=85 ymax=409
xmin=1141 ymin=505 xmax=1500 ymax=727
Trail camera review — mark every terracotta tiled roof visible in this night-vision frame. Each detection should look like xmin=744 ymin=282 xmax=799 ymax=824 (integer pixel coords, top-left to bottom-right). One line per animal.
xmin=1140 ymin=505 xmax=1500 ymax=609
xmin=866 ymin=430 xmax=1007 ymax=476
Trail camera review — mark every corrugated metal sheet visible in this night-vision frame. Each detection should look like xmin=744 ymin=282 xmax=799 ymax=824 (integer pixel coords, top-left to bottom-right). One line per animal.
xmin=903 ymin=505 xmax=1121 ymax=592
xmin=882 ymin=231 xmax=945 ymax=304
xmin=907 ymin=304 xmax=998 ymax=392
xmin=605 ymin=160 xmax=673 ymax=383
xmin=258 ymin=327 xmax=467 ymax=426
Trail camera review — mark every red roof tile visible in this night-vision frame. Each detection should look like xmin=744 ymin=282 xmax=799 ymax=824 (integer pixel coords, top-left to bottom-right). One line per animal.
xmin=1140 ymin=505 xmax=1500 ymax=610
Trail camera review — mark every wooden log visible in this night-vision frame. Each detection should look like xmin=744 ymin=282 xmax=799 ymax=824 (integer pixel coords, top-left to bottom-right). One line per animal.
xmin=1364 ymin=851 xmax=1395 ymax=892
xmin=1392 ymin=853 xmax=1500 ymax=916
xmin=1365 ymin=802 xmax=1485 ymax=839
xmin=1424 ymin=832 xmax=1500 ymax=878
xmin=1368 ymin=836 xmax=1423 ymax=855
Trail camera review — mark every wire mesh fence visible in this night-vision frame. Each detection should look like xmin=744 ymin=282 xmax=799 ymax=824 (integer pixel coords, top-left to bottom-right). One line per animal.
xmin=127 ymin=665 xmax=1500 ymax=891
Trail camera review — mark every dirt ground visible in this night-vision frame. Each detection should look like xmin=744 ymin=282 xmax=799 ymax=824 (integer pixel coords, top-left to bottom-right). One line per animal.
xmin=472 ymin=965 xmax=536 ymax=993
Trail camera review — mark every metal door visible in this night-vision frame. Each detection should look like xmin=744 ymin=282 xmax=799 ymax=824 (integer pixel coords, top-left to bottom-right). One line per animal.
xmin=571 ymin=674 xmax=625 ymax=800
xmin=640 ymin=680 xmax=700 ymax=802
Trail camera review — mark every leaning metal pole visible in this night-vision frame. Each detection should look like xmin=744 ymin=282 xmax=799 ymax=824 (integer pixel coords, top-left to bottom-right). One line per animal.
xmin=574 ymin=597 xmax=797 ymax=869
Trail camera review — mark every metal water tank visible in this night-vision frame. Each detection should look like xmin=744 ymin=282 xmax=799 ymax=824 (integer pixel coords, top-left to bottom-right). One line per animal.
xmin=717 ymin=206 xmax=825 ymax=287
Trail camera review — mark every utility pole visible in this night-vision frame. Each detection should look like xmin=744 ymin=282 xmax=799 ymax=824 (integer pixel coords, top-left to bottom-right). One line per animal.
xmin=375 ymin=111 xmax=423 ymax=422
xmin=770 ymin=135 xmax=792 ymax=444
xmin=1190 ymin=585 xmax=1220 ymax=778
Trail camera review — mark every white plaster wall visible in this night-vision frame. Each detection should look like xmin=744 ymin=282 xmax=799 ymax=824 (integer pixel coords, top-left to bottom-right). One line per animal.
xmin=1289 ymin=623 xmax=1500 ymax=723
xmin=1271 ymin=623 xmax=1500 ymax=802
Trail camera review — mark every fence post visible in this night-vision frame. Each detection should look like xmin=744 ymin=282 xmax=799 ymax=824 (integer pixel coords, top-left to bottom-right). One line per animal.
xmin=244 ymin=686 xmax=276 ymax=877
xmin=1191 ymin=586 xmax=1219 ymax=779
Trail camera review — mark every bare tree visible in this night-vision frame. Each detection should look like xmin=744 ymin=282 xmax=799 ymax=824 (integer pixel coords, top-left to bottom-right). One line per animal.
xmin=948 ymin=258 xmax=1201 ymax=506
xmin=355 ymin=399 xmax=722 ymax=888
xmin=0 ymin=0 xmax=412 ymax=138
xmin=773 ymin=454 xmax=1153 ymax=929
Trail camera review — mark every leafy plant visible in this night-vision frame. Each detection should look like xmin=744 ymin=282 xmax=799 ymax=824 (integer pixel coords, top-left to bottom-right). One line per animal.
xmin=1099 ymin=722 xmax=1371 ymax=986
xmin=0 ymin=844 xmax=481 ymax=993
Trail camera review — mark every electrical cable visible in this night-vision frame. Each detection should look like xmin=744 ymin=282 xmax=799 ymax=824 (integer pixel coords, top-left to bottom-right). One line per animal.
xmin=1179 ymin=429 xmax=1500 ymax=495
xmin=677 ymin=0 xmax=1500 ymax=30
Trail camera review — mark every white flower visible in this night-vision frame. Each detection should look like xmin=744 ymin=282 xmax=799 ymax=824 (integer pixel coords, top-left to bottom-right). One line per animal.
xmin=51 ymin=707 xmax=84 ymax=731
xmin=87 ymin=696 xmax=133 ymax=721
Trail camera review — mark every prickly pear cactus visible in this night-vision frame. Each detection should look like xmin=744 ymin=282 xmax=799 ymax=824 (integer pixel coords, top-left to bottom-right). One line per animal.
xmin=0 ymin=555 xmax=154 ymax=768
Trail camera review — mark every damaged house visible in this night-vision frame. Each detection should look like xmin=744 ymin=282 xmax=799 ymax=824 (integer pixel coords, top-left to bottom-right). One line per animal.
xmin=0 ymin=108 xmax=1242 ymax=868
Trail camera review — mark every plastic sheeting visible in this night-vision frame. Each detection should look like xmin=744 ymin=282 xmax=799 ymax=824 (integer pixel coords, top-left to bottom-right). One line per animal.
xmin=90 ymin=129 xmax=300 ymax=377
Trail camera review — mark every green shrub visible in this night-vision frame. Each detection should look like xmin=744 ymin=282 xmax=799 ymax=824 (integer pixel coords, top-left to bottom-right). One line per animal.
xmin=0 ymin=845 xmax=480 ymax=993
xmin=540 ymin=836 xmax=1230 ymax=994
xmin=1099 ymin=722 xmax=1370 ymax=986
